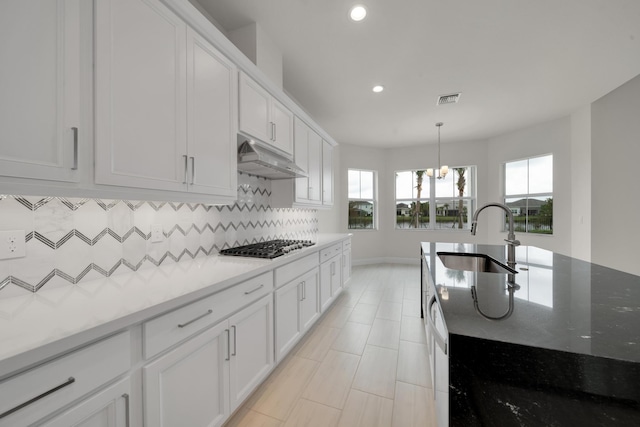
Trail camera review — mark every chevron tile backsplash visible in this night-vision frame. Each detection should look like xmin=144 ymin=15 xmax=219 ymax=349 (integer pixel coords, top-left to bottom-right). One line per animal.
xmin=0 ymin=173 xmax=318 ymax=297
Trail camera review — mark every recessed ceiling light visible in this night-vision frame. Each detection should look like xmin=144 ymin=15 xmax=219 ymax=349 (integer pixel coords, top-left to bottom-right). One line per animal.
xmin=372 ymin=85 xmax=384 ymax=93
xmin=350 ymin=5 xmax=367 ymax=22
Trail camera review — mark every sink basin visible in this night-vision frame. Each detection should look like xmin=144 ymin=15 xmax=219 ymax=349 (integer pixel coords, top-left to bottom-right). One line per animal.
xmin=437 ymin=252 xmax=517 ymax=275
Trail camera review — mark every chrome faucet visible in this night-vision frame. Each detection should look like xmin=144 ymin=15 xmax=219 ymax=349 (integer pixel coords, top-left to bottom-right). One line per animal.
xmin=471 ymin=202 xmax=520 ymax=270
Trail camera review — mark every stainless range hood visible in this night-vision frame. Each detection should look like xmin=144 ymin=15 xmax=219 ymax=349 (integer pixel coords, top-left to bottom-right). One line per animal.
xmin=237 ymin=140 xmax=307 ymax=179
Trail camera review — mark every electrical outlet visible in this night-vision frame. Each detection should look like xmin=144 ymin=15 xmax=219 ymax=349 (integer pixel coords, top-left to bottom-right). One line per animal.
xmin=0 ymin=230 xmax=26 ymax=260
xmin=151 ymin=224 xmax=164 ymax=243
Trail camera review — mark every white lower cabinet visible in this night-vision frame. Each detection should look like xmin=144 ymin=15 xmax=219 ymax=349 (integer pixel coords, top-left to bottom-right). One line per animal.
xmin=144 ymin=321 xmax=229 ymax=427
xmin=0 ymin=332 xmax=131 ymax=427
xmin=40 ymin=378 xmax=131 ymax=427
xmin=275 ymin=267 xmax=320 ymax=361
xmin=143 ymin=294 xmax=273 ymax=426
xmin=320 ymin=254 xmax=342 ymax=312
xmin=227 ymin=294 xmax=274 ymax=412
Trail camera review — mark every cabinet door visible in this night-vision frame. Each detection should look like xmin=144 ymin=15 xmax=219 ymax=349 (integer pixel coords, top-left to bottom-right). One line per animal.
xmin=307 ymin=129 xmax=323 ymax=203
xmin=95 ymin=0 xmax=187 ymax=192
xmin=40 ymin=378 xmax=131 ymax=427
xmin=144 ymin=322 xmax=229 ymax=427
xmin=228 ymin=294 xmax=274 ymax=412
xmin=342 ymin=249 xmax=352 ymax=285
xmin=271 ymin=98 xmax=294 ymax=156
xmin=322 ymin=140 xmax=334 ymax=206
xmin=238 ymin=72 xmax=271 ymax=143
xmin=319 ymin=260 xmax=332 ymax=312
xmin=186 ymin=27 xmax=237 ymax=197
xmin=294 ymin=118 xmax=310 ymax=201
xmin=330 ymin=257 xmax=343 ymax=297
xmin=300 ymin=268 xmax=320 ymax=332
xmin=275 ymin=279 xmax=301 ymax=361
xmin=0 ymin=0 xmax=80 ymax=182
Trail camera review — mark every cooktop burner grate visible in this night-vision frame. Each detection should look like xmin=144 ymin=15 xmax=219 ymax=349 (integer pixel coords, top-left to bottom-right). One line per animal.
xmin=219 ymin=239 xmax=315 ymax=259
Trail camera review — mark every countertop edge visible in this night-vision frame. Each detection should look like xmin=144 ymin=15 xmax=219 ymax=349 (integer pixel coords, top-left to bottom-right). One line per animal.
xmin=0 ymin=234 xmax=351 ymax=380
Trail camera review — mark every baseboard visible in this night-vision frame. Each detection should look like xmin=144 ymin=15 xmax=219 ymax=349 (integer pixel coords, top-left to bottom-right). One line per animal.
xmin=352 ymin=257 xmax=420 ymax=266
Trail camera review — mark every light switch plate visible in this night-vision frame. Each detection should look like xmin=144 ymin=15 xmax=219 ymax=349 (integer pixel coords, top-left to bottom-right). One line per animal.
xmin=150 ymin=224 xmax=164 ymax=243
xmin=0 ymin=230 xmax=26 ymax=260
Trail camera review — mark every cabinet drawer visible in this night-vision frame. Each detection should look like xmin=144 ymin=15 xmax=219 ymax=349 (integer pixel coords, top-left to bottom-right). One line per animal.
xmin=144 ymin=272 xmax=273 ymax=358
xmin=320 ymin=243 xmax=342 ymax=262
xmin=275 ymin=253 xmax=318 ymax=288
xmin=342 ymin=239 xmax=351 ymax=251
xmin=0 ymin=331 xmax=130 ymax=427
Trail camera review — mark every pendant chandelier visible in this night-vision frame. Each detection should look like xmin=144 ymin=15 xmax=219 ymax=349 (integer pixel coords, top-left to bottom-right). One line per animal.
xmin=427 ymin=122 xmax=448 ymax=179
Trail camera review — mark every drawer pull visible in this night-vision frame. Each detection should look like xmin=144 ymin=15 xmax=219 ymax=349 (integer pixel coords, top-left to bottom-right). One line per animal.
xmin=225 ymin=329 xmax=230 ymax=361
xmin=122 ymin=393 xmax=130 ymax=427
xmin=71 ymin=127 xmax=78 ymax=170
xmin=177 ymin=309 xmax=213 ymax=328
xmin=231 ymin=325 xmax=237 ymax=356
xmin=0 ymin=377 xmax=76 ymax=419
xmin=244 ymin=284 xmax=264 ymax=295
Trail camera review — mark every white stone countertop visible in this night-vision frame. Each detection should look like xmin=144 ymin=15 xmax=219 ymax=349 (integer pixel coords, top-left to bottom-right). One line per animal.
xmin=0 ymin=234 xmax=350 ymax=379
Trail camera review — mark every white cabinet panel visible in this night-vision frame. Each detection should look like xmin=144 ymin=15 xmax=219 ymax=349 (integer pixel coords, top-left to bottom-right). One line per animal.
xmin=275 ymin=279 xmax=302 ymax=361
xmin=238 ymin=73 xmax=271 ymax=144
xmin=144 ymin=322 xmax=229 ymax=427
xmin=322 ymin=140 xmax=334 ymax=206
xmin=41 ymin=378 xmax=131 ymax=427
xmin=271 ymin=98 xmax=294 ymax=155
xmin=95 ymin=0 xmax=187 ymax=192
xmin=228 ymin=294 xmax=274 ymax=412
xmin=186 ymin=27 xmax=237 ymax=197
xmin=0 ymin=0 xmax=80 ymax=182
xmin=299 ymin=268 xmax=320 ymax=331
xmin=239 ymin=72 xmax=293 ymax=156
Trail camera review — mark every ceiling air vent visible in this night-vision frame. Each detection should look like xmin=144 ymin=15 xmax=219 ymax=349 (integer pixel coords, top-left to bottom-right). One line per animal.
xmin=437 ymin=93 xmax=461 ymax=105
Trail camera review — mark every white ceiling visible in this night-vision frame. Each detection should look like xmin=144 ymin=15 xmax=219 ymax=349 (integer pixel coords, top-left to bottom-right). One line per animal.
xmin=194 ymin=0 xmax=640 ymax=148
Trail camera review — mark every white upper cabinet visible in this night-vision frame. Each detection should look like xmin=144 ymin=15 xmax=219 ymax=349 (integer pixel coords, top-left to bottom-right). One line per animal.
xmin=322 ymin=140 xmax=334 ymax=206
xmin=0 ymin=0 xmax=81 ymax=183
xmin=186 ymin=27 xmax=237 ymax=197
xmin=95 ymin=0 xmax=236 ymax=199
xmin=295 ymin=119 xmax=322 ymax=204
xmin=239 ymin=71 xmax=293 ymax=156
xmin=95 ymin=0 xmax=188 ymax=192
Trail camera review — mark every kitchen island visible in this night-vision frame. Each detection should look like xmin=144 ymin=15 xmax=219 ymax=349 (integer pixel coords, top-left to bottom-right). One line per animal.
xmin=421 ymin=242 xmax=640 ymax=426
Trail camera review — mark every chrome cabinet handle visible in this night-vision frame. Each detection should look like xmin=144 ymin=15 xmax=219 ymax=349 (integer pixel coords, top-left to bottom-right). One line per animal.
xmin=298 ymin=283 xmax=303 ymax=302
xmin=231 ymin=325 xmax=237 ymax=356
xmin=177 ymin=309 xmax=213 ymax=328
xmin=225 ymin=329 xmax=230 ymax=361
xmin=302 ymin=281 xmax=306 ymax=300
xmin=0 ymin=377 xmax=76 ymax=419
xmin=273 ymin=122 xmax=277 ymax=141
xmin=71 ymin=127 xmax=78 ymax=170
xmin=182 ymin=154 xmax=188 ymax=184
xmin=427 ymin=296 xmax=448 ymax=355
xmin=122 ymin=393 xmax=130 ymax=427
xmin=190 ymin=156 xmax=195 ymax=184
xmin=244 ymin=284 xmax=264 ymax=295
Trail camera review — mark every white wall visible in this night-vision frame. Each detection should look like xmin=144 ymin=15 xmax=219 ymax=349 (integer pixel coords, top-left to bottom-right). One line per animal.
xmin=591 ymin=74 xmax=640 ymax=275
xmin=487 ymin=117 xmax=572 ymax=255
xmin=570 ymin=105 xmax=592 ymax=262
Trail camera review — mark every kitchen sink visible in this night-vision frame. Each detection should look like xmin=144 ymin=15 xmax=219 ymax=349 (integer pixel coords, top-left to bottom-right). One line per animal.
xmin=437 ymin=252 xmax=517 ymax=275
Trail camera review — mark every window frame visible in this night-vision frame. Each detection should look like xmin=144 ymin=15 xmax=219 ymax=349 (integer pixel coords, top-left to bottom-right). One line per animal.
xmin=394 ymin=166 xmax=477 ymax=231
xmin=347 ymin=168 xmax=378 ymax=231
xmin=503 ymin=154 xmax=553 ymax=235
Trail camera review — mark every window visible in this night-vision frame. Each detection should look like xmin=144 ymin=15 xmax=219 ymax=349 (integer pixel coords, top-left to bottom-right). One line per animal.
xmin=395 ymin=166 xmax=476 ymax=229
xmin=348 ymin=169 xmax=376 ymax=229
xmin=504 ymin=154 xmax=553 ymax=234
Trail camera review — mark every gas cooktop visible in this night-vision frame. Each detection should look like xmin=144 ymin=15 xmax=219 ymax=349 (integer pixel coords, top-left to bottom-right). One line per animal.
xmin=219 ymin=239 xmax=315 ymax=259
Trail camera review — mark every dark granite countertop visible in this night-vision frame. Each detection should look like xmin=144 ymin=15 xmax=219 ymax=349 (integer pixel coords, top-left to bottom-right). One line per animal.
xmin=421 ymin=242 xmax=640 ymax=364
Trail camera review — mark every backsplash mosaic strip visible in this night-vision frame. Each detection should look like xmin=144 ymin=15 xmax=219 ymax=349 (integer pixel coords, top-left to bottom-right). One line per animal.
xmin=0 ymin=173 xmax=318 ymax=296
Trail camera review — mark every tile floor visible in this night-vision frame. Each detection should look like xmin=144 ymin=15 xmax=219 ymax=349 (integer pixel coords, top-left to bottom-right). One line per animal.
xmin=223 ymin=263 xmax=437 ymax=427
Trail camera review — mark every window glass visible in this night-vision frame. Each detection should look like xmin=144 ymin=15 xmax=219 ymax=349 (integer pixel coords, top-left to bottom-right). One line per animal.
xmin=504 ymin=155 xmax=553 ymax=235
xmin=395 ymin=166 xmax=476 ymax=230
xmin=348 ymin=169 xmax=376 ymax=230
